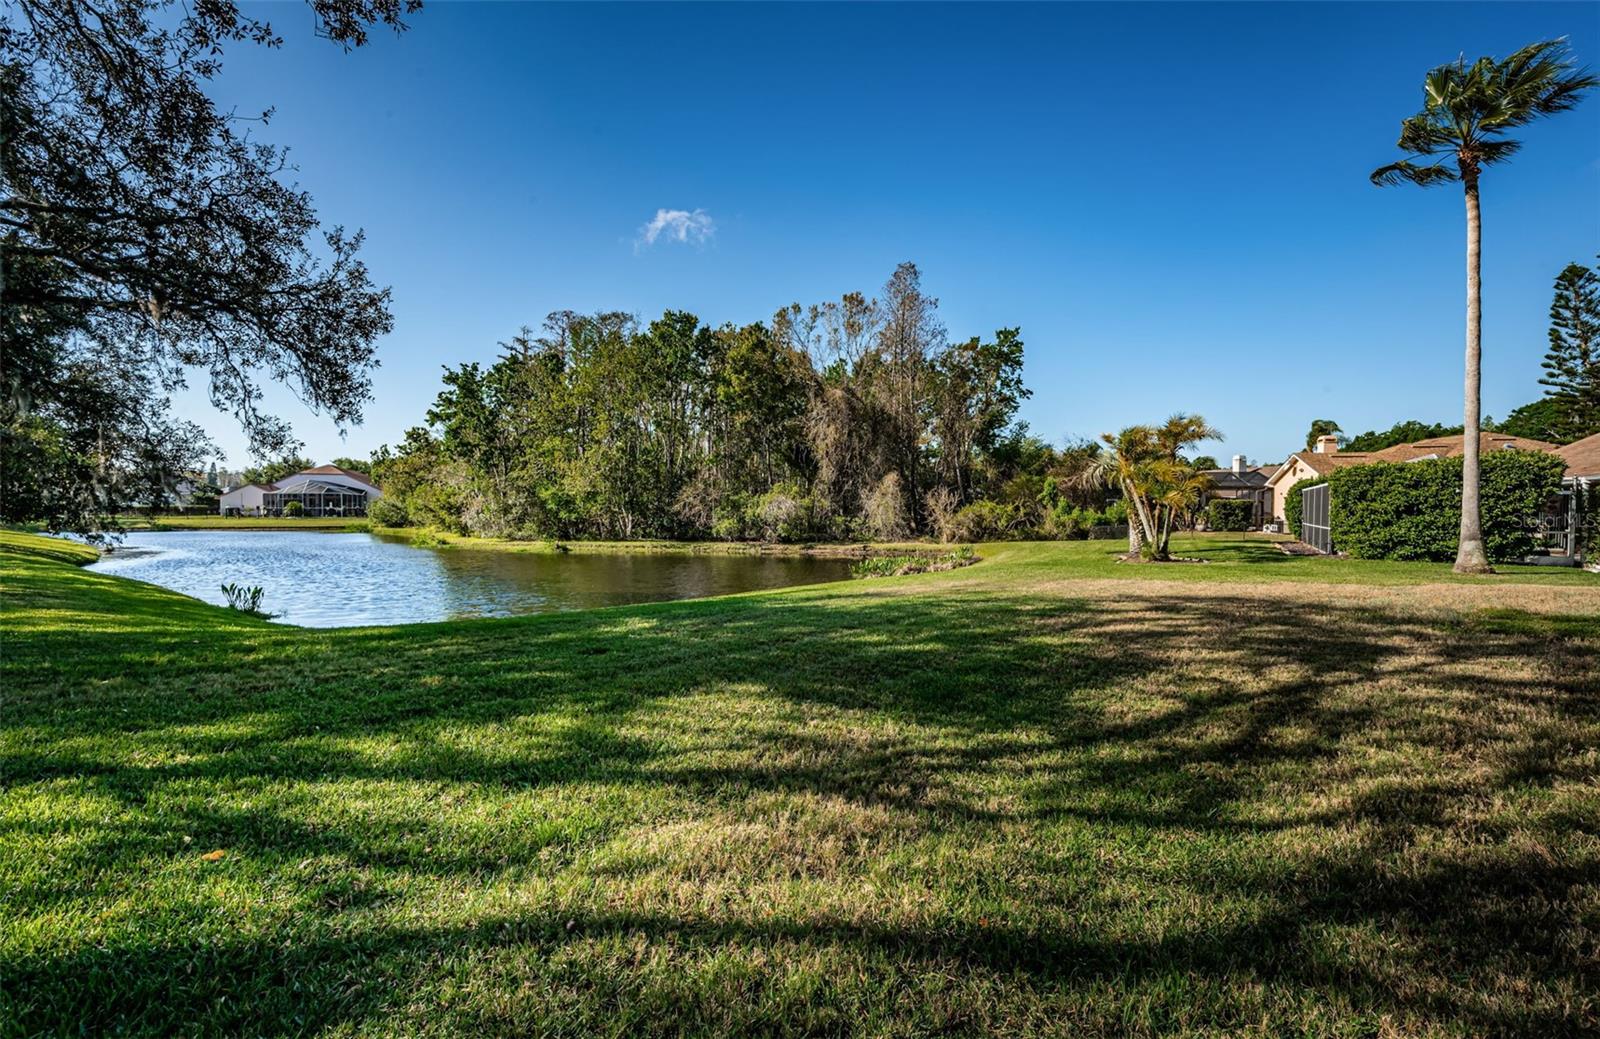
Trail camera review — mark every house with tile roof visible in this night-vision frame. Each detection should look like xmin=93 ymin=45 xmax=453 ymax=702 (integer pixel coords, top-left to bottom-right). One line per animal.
xmin=218 ymin=465 xmax=382 ymax=517
xmin=1263 ymin=436 xmax=1374 ymax=523
xmin=1198 ymin=455 xmax=1281 ymax=527
xmin=1557 ymin=433 xmax=1600 ymax=484
xmin=1263 ymin=432 xmax=1567 ymax=524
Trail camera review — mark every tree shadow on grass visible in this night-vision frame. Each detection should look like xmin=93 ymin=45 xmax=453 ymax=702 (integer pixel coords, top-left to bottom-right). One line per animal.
xmin=4 ymin=571 xmax=1598 ymax=1036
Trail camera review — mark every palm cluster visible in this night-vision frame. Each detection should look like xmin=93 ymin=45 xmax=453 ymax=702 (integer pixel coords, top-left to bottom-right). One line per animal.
xmin=1078 ymin=415 xmax=1221 ymax=561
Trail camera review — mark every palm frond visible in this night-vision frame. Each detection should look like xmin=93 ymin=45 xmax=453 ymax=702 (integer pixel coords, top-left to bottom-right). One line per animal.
xmin=1475 ymin=138 xmax=1523 ymax=167
xmin=1376 ymin=37 xmax=1595 ymax=183
xmin=1395 ymin=113 xmax=1454 ymax=155
xmin=1370 ymin=160 xmax=1457 ymax=188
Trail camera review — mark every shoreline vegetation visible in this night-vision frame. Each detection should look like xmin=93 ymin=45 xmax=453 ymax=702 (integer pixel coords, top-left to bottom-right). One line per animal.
xmin=3 ymin=529 xmax=1598 ymax=1035
xmin=6 ymin=527 xmax=1594 ymax=591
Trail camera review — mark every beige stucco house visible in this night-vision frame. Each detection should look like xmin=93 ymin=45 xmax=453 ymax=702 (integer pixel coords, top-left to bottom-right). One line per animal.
xmin=1263 ymin=432 xmax=1565 ymax=523
xmin=1264 ymin=435 xmax=1373 ymax=522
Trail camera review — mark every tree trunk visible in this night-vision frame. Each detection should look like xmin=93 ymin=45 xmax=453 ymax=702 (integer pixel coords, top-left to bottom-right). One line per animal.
xmin=1123 ymin=481 xmax=1143 ymax=556
xmin=1455 ymin=173 xmax=1493 ymax=573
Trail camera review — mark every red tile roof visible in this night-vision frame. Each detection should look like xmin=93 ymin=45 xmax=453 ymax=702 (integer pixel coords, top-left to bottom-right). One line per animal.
xmin=1557 ymin=433 xmax=1600 ymax=478
xmin=1368 ymin=432 xmax=1559 ymax=463
xmin=1279 ymin=450 xmax=1375 ymax=478
xmin=1272 ymin=432 xmax=1578 ymax=483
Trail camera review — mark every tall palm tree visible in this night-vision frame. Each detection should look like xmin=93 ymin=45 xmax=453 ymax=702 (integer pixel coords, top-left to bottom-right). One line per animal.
xmin=1372 ymin=39 xmax=1596 ymax=573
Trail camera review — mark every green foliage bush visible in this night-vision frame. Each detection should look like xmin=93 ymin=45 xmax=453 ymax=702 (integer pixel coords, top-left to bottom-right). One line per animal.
xmin=1035 ymin=494 xmax=1129 ymax=540
xmin=367 ymin=497 xmax=409 ymax=528
xmin=1284 ymin=477 xmax=1326 ymax=539
xmin=946 ymin=500 xmax=1022 ymax=543
xmin=1328 ymin=452 xmax=1565 ymax=562
xmin=408 ymin=527 xmax=450 ymax=549
xmin=708 ymin=483 xmax=833 ymax=543
xmin=282 ymin=501 xmax=303 ymax=517
xmin=1204 ymin=498 xmax=1253 ymax=532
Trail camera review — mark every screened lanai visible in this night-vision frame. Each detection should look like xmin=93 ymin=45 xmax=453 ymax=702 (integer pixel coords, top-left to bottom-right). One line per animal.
xmin=262 ymin=478 xmax=370 ymax=517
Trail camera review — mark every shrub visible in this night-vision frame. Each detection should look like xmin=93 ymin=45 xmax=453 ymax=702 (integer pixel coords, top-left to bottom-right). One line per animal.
xmin=1040 ymin=505 xmax=1088 ymax=540
xmin=282 ymin=501 xmax=303 ymax=517
xmin=1328 ymin=452 xmax=1566 ymax=562
xmin=1038 ymin=505 xmax=1097 ymax=540
xmin=1204 ymin=498 xmax=1253 ymax=532
xmin=923 ymin=487 xmax=960 ymax=543
xmin=1284 ymin=477 xmax=1326 ymax=539
xmin=755 ymin=483 xmax=818 ymax=542
xmin=862 ymin=473 xmax=911 ymax=541
xmin=219 ymin=582 xmax=271 ymax=617
xmin=945 ymin=500 xmax=1021 ymax=543
xmin=367 ymin=497 xmax=409 ymax=527
xmin=408 ymin=527 xmax=450 ymax=549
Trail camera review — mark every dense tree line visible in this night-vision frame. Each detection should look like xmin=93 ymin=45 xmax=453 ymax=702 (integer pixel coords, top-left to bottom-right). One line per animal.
xmin=372 ymin=263 xmax=1119 ymax=542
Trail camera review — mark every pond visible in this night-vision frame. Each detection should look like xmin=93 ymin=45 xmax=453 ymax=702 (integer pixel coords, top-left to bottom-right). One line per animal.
xmin=88 ymin=531 xmax=855 ymax=628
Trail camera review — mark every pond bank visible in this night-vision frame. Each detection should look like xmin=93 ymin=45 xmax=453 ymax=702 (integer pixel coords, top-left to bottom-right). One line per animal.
xmin=80 ymin=529 xmax=862 ymax=627
xmin=383 ymin=528 xmax=962 ymax=559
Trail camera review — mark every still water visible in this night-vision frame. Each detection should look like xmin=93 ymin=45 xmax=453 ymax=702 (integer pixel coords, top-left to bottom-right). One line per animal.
xmin=89 ymin=531 xmax=854 ymax=628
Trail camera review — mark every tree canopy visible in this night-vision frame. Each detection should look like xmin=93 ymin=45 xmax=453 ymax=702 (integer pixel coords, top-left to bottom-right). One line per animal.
xmin=373 ymin=264 xmax=1071 ymax=542
xmin=1539 ymin=258 xmax=1600 ymax=440
xmin=2 ymin=0 xmax=415 ymax=535
xmin=1304 ymin=419 xmax=1344 ymax=450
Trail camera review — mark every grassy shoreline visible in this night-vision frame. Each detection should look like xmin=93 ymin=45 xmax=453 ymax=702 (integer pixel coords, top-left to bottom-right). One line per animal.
xmin=39 ymin=517 xmax=951 ymax=557
xmin=3 ymin=530 xmax=1598 ymax=1035
xmin=16 ymin=521 xmax=1600 ymax=583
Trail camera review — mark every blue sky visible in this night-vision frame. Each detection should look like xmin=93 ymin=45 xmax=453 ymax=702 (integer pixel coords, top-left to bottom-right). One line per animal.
xmin=186 ymin=1 xmax=1600 ymax=469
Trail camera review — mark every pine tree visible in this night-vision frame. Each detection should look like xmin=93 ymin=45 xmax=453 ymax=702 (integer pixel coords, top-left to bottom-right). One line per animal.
xmin=1539 ymin=259 xmax=1600 ymax=440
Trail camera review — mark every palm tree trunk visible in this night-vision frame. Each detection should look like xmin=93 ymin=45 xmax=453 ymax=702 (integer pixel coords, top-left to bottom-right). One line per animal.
xmin=1455 ymin=172 xmax=1492 ymax=573
xmin=1122 ymin=481 xmax=1143 ymax=556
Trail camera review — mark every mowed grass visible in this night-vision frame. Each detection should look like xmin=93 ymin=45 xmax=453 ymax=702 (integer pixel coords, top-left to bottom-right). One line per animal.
xmin=2 ymin=532 xmax=1599 ymax=1037
xmin=109 ymin=515 xmax=373 ymax=531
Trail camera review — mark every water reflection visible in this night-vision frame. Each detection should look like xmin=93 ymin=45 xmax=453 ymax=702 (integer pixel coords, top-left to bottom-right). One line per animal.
xmin=89 ymin=531 xmax=854 ymax=628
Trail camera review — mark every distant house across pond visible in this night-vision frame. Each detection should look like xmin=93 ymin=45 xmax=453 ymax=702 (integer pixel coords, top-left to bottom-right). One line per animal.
xmin=219 ymin=465 xmax=382 ymax=517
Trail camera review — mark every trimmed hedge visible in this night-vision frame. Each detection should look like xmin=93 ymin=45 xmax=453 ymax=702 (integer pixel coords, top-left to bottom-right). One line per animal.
xmin=1284 ymin=477 xmax=1326 ymax=539
xmin=1205 ymin=498 xmax=1253 ymax=531
xmin=1327 ymin=451 xmax=1566 ymax=562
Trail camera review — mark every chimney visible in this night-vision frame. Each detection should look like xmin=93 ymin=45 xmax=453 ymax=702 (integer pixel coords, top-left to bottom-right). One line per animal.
xmin=1314 ymin=435 xmax=1340 ymax=455
xmin=1232 ymin=454 xmax=1245 ymax=475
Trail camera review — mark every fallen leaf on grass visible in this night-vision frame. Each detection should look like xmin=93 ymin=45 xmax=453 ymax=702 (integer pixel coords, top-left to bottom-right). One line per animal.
xmin=200 ymin=849 xmax=227 ymax=862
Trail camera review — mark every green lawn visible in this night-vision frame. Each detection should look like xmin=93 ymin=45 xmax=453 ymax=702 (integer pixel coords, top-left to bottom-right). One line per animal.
xmin=107 ymin=515 xmax=374 ymax=531
xmin=2 ymin=531 xmax=1598 ymax=1036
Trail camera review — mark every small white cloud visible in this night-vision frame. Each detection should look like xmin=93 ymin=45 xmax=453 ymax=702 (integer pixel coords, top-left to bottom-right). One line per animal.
xmin=636 ymin=208 xmax=715 ymax=251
